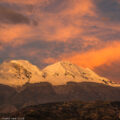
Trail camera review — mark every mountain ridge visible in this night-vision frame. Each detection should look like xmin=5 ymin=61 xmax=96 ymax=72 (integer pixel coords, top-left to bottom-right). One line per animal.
xmin=0 ymin=60 xmax=118 ymax=87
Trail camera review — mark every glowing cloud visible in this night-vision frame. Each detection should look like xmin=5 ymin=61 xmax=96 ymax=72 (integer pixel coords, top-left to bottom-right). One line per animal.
xmin=0 ymin=25 xmax=32 ymax=46
xmin=44 ymin=41 xmax=120 ymax=69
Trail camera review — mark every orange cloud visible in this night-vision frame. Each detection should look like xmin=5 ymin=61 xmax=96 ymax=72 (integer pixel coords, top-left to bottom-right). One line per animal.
xmin=0 ymin=0 xmax=50 ymax=5
xmin=42 ymin=24 xmax=83 ymax=42
xmin=1 ymin=0 xmax=114 ymax=44
xmin=1 ymin=0 xmax=119 ymax=44
xmin=24 ymin=0 xmax=96 ymax=42
xmin=44 ymin=41 xmax=120 ymax=69
xmin=63 ymin=0 xmax=95 ymax=16
xmin=0 ymin=25 xmax=32 ymax=46
xmin=0 ymin=0 xmax=94 ymax=45
xmin=63 ymin=42 xmax=120 ymax=68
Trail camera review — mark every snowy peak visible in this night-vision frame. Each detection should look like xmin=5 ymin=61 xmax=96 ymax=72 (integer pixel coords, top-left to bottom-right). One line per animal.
xmin=43 ymin=61 xmax=100 ymax=79
xmin=0 ymin=60 xmax=42 ymax=86
xmin=43 ymin=61 xmax=84 ymax=75
xmin=0 ymin=60 xmax=41 ymax=76
xmin=42 ymin=61 xmax=112 ymax=85
xmin=43 ymin=61 xmax=66 ymax=75
xmin=10 ymin=60 xmax=41 ymax=74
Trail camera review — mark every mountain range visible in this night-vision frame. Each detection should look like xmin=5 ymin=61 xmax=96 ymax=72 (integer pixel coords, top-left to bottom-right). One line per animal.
xmin=0 ymin=60 xmax=118 ymax=87
xmin=0 ymin=60 xmax=120 ymax=113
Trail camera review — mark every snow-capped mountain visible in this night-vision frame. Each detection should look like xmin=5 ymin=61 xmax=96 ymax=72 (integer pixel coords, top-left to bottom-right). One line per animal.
xmin=0 ymin=60 xmax=42 ymax=86
xmin=0 ymin=60 xmax=117 ymax=87
xmin=42 ymin=61 xmax=114 ymax=85
xmin=0 ymin=60 xmax=120 ymax=113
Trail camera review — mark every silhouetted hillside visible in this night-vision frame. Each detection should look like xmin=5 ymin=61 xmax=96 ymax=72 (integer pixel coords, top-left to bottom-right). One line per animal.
xmin=0 ymin=84 xmax=16 ymax=105
xmin=54 ymin=82 xmax=120 ymax=101
xmin=10 ymin=82 xmax=60 ymax=108
xmin=1 ymin=82 xmax=120 ymax=113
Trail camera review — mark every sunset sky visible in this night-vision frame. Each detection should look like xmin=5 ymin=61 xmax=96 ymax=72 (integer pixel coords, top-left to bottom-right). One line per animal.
xmin=0 ymin=0 xmax=120 ymax=82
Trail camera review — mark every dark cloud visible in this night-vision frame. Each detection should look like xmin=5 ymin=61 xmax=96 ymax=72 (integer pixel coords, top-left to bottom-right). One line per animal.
xmin=94 ymin=61 xmax=120 ymax=83
xmin=95 ymin=0 xmax=120 ymax=22
xmin=21 ymin=40 xmax=65 ymax=57
xmin=41 ymin=0 xmax=68 ymax=13
xmin=0 ymin=5 xmax=30 ymax=24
